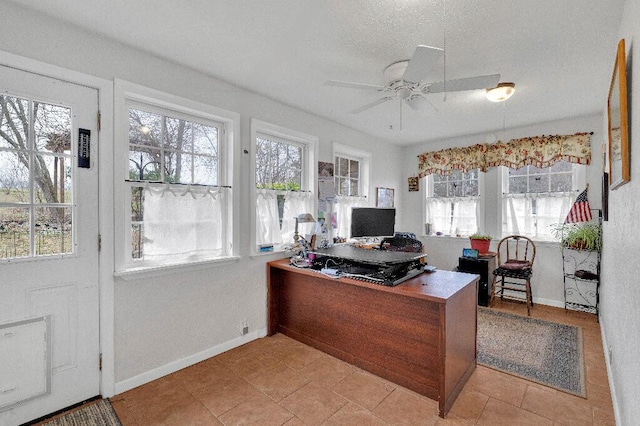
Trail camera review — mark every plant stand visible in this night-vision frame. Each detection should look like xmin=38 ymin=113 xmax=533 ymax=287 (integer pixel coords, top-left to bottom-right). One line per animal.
xmin=562 ymin=247 xmax=600 ymax=316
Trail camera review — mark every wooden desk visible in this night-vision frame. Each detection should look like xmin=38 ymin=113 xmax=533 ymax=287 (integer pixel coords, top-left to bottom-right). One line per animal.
xmin=267 ymin=259 xmax=478 ymax=418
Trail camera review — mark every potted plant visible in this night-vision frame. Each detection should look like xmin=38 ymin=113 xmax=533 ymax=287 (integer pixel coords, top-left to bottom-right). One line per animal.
xmin=469 ymin=233 xmax=492 ymax=254
xmin=551 ymin=223 xmax=602 ymax=251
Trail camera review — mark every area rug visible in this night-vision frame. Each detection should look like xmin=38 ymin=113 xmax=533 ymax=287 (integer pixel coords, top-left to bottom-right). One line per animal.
xmin=477 ymin=307 xmax=586 ymax=397
xmin=41 ymin=399 xmax=122 ymax=426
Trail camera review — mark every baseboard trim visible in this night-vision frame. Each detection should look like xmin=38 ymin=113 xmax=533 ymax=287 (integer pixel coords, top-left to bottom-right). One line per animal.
xmin=599 ymin=319 xmax=621 ymax=426
xmin=114 ymin=327 xmax=267 ymax=395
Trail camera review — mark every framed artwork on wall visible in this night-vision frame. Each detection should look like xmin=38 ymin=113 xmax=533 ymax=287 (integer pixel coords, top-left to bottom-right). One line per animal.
xmin=376 ymin=187 xmax=394 ymax=208
xmin=607 ymin=38 xmax=630 ymax=190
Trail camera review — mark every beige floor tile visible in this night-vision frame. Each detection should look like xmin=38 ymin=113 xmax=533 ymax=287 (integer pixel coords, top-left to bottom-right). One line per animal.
xmin=299 ymin=354 xmax=357 ymax=387
xmin=447 ymin=388 xmax=490 ymax=422
xmin=324 ymin=402 xmax=388 ymax=425
xmin=226 ymin=351 xmax=283 ymax=378
xmin=373 ymin=387 xmax=439 ymax=425
xmin=281 ymin=381 xmax=348 ymax=425
xmin=521 ymin=384 xmax=594 ymax=424
xmin=477 ymin=397 xmax=553 ymax=426
xmin=246 ymin=362 xmax=311 ymax=401
xmin=465 ymin=365 xmax=529 ymax=407
xmin=190 ymin=375 xmax=264 ymax=416
xmin=279 ymin=344 xmax=325 ymax=370
xmin=218 ymin=393 xmax=294 ymax=425
xmin=331 ymin=369 xmax=395 ymax=411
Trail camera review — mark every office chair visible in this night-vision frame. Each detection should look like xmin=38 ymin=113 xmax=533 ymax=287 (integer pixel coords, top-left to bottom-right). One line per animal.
xmin=490 ymin=235 xmax=536 ymax=315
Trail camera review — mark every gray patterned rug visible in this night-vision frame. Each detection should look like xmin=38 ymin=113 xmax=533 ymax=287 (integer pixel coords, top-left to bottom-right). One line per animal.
xmin=477 ymin=307 xmax=586 ymax=397
xmin=41 ymin=399 xmax=121 ymax=426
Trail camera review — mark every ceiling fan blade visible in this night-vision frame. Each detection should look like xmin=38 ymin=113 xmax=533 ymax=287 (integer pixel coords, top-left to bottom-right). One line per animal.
xmin=402 ymin=45 xmax=444 ymax=84
xmin=325 ymin=80 xmax=385 ymax=91
xmin=426 ymin=74 xmax=501 ymax=94
xmin=406 ymin=94 xmax=439 ymax=112
xmin=350 ymin=97 xmax=393 ymax=114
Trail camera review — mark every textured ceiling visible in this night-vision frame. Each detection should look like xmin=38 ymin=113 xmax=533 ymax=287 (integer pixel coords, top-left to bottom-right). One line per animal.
xmin=8 ymin=0 xmax=625 ymax=145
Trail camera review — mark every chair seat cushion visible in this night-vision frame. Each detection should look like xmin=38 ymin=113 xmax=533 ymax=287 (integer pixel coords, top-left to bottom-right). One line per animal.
xmin=500 ymin=260 xmax=531 ymax=270
xmin=494 ymin=265 xmax=532 ymax=279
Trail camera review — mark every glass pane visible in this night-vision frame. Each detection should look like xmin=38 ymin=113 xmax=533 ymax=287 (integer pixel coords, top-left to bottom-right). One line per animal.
xmin=433 ymin=182 xmax=447 ymax=197
xmin=164 ymin=117 xmax=192 ymax=152
xmin=34 ymin=206 xmax=72 ymax=255
xmin=34 ymin=154 xmax=72 ymax=203
xmin=463 ymin=179 xmax=478 ymax=197
xmin=338 ymin=157 xmax=348 ymax=176
xmin=349 ymin=160 xmax=359 ymax=178
xmin=164 ymin=151 xmax=191 ymax=184
xmin=550 ymin=174 xmax=572 ymax=192
xmin=0 ymin=150 xmax=30 ymax=203
xmin=449 ymin=170 xmax=463 ymax=181
xmin=0 ymin=207 xmax=30 ymax=258
xmin=129 ymin=109 xmax=162 ymax=149
xmin=509 ymin=167 xmax=527 ymax=176
xmin=509 ymin=176 xmax=527 ymax=193
xmin=349 ymin=179 xmax=359 ymax=196
xmin=287 ymin=144 xmax=301 ymax=168
xmin=549 ymin=161 xmax=571 ymax=172
xmin=129 ymin=148 xmax=161 ymax=181
xmin=529 ymin=175 xmax=549 ymax=193
xmin=451 ymin=182 xmax=463 ymax=197
xmin=34 ymin=102 xmax=71 ymax=154
xmin=0 ymin=95 xmax=29 ymax=150
xmin=193 ymin=155 xmax=217 ymax=185
xmin=193 ymin=123 xmax=218 ymax=155
xmin=528 ymin=165 xmax=546 ymax=175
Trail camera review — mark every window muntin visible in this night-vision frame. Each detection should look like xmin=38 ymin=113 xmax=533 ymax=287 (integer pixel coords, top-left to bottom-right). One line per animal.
xmin=335 ymin=155 xmax=360 ymax=197
xmin=255 ymin=135 xmax=303 ymax=191
xmin=425 ymin=170 xmax=480 ymax=236
xmin=0 ymin=94 xmax=74 ymax=259
xmin=128 ymin=107 xmax=219 ymax=185
xmin=125 ymin=102 xmax=228 ymax=264
xmin=253 ymin=123 xmax=315 ymax=253
xmin=502 ymin=161 xmax=580 ymax=240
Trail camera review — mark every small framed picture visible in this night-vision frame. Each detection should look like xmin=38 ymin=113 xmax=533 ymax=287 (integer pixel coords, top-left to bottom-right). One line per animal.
xmin=376 ymin=187 xmax=394 ymax=208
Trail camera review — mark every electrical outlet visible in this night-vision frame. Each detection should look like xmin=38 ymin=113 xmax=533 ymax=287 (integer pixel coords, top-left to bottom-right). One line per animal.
xmin=608 ymin=346 xmax=613 ymax=363
xmin=242 ymin=319 xmax=249 ymax=335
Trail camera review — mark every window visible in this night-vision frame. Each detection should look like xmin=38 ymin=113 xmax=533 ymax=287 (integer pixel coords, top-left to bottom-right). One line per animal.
xmin=425 ymin=170 xmax=481 ymax=236
xmin=0 ymin=95 xmax=74 ymax=259
xmin=116 ymin=80 xmax=237 ymax=271
xmin=333 ymin=144 xmax=370 ymax=239
xmin=252 ymin=119 xmax=316 ymax=252
xmin=502 ymin=161 xmax=583 ymax=240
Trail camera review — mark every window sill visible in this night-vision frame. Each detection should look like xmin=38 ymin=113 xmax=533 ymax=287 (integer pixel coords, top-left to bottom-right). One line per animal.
xmin=114 ymin=256 xmax=241 ymax=281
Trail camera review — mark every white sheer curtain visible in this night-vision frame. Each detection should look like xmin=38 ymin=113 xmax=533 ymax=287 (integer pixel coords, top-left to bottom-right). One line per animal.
xmin=335 ymin=195 xmax=368 ymax=239
xmin=425 ymin=198 xmax=453 ymax=235
xmin=256 ymin=189 xmax=282 ymax=246
xmin=451 ymin=197 xmax=480 ymax=236
xmin=503 ymin=192 xmax=573 ymax=239
xmin=426 ymin=197 xmax=480 ymax=236
xmin=281 ymin=191 xmax=313 ymax=244
xmin=143 ymin=184 xmax=227 ymax=263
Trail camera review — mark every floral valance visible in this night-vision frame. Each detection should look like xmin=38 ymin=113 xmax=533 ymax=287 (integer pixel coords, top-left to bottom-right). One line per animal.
xmin=417 ymin=132 xmax=591 ymax=177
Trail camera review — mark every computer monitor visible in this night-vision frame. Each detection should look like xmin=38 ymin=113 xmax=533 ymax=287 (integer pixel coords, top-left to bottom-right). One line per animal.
xmin=350 ymin=207 xmax=396 ymax=238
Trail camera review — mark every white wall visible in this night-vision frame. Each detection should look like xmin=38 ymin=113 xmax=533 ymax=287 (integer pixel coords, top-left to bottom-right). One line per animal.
xmin=0 ymin=2 xmax=403 ymax=390
xmin=600 ymin=0 xmax=640 ymax=424
xmin=398 ymin=114 xmax=605 ymax=307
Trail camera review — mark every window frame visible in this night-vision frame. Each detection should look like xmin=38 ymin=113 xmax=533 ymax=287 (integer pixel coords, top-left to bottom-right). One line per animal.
xmin=250 ymin=118 xmax=317 ymax=256
xmin=499 ymin=162 xmax=586 ymax=241
xmin=114 ymin=80 xmax=239 ymax=275
xmin=423 ymin=170 xmax=485 ymax=236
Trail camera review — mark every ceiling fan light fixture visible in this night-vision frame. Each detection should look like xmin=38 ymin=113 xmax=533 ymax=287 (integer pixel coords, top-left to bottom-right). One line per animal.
xmin=486 ymin=82 xmax=515 ymax=102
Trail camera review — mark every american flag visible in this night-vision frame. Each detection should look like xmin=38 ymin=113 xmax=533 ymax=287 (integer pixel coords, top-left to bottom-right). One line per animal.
xmin=565 ymin=188 xmax=592 ymax=223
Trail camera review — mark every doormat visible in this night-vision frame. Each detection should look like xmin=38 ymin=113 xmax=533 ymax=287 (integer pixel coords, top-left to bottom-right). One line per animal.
xmin=477 ymin=307 xmax=586 ymax=397
xmin=40 ymin=399 xmax=122 ymax=426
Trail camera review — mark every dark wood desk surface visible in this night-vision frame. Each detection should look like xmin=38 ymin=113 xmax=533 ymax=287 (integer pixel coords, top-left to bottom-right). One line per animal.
xmin=267 ymin=259 xmax=478 ymax=418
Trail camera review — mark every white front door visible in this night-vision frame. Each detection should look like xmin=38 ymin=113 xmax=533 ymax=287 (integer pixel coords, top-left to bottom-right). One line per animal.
xmin=0 ymin=65 xmax=100 ymax=425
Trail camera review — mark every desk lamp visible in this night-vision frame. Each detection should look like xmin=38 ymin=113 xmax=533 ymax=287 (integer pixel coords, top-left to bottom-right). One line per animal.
xmin=294 ymin=213 xmax=315 ymax=244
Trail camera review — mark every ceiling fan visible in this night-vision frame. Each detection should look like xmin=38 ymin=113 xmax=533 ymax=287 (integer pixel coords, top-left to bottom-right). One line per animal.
xmin=326 ymin=45 xmax=501 ymax=123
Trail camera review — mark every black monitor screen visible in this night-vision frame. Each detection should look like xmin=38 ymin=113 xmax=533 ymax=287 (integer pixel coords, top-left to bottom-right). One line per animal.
xmin=350 ymin=207 xmax=396 ymax=238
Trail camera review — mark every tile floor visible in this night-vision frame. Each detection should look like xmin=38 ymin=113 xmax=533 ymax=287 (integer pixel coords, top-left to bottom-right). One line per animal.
xmin=110 ymin=301 xmax=615 ymax=425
